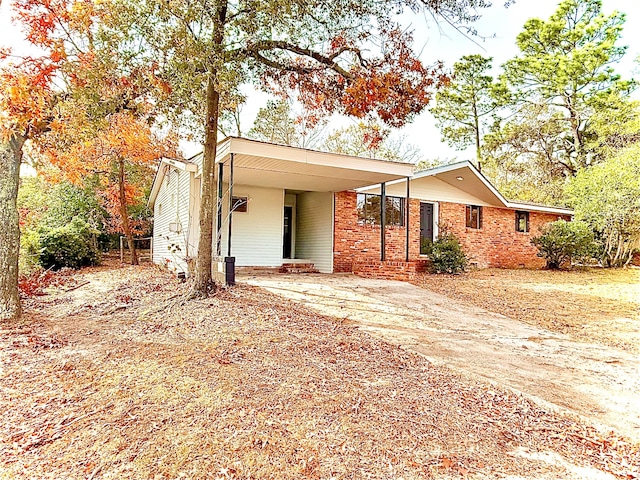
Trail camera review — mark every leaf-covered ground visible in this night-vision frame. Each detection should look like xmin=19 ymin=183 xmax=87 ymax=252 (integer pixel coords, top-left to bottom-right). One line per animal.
xmin=1 ymin=263 xmax=638 ymax=479
xmin=416 ymin=267 xmax=640 ymax=353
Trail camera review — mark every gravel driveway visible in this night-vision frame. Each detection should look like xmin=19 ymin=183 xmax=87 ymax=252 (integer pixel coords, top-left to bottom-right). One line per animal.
xmin=244 ymin=273 xmax=640 ymax=442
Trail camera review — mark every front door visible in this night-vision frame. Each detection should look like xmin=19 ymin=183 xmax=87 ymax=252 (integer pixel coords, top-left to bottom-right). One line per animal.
xmin=420 ymin=203 xmax=434 ymax=254
xmin=283 ymin=206 xmax=293 ymax=259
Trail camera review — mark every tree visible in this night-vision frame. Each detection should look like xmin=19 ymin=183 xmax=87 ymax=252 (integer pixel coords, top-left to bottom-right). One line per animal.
xmin=248 ymin=100 xmax=325 ymax=149
xmin=566 ymin=144 xmax=640 ymax=267
xmin=482 ymin=103 xmax=570 ymax=204
xmin=39 ymin=111 xmax=174 ymax=265
xmin=322 ymin=122 xmax=422 ymax=163
xmin=499 ymin=0 xmax=633 ymax=177
xmin=10 ymin=0 xmax=176 ymax=265
xmin=1 ymin=43 xmax=58 ymax=321
xmin=430 ymin=54 xmax=503 ymax=169
xmin=1 ymin=0 xmax=174 ymax=319
xmin=125 ymin=0 xmax=485 ymax=295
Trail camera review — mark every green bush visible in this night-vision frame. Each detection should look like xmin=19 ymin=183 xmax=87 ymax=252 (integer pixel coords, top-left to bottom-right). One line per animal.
xmin=19 ymin=229 xmax=43 ymax=274
xmin=426 ymin=232 xmax=468 ymax=274
xmin=38 ymin=218 xmax=101 ymax=270
xmin=531 ymin=220 xmax=596 ymax=269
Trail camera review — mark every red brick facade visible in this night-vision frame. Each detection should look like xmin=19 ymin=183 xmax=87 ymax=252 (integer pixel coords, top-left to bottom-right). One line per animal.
xmin=439 ymin=202 xmax=570 ymax=269
xmin=352 ymin=259 xmax=429 ymax=281
xmin=333 ymin=191 xmax=570 ymax=273
xmin=333 ymin=191 xmax=421 ymax=273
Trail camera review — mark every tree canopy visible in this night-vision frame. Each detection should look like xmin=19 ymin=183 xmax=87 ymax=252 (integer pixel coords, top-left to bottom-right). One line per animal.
xmin=430 ymin=54 xmax=503 ymax=169
xmin=567 ymin=144 xmax=640 ymax=267
xmin=499 ymin=0 xmax=633 ymax=176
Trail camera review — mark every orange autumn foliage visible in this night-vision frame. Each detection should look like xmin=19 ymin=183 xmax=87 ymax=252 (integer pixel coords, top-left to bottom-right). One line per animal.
xmin=39 ymin=111 xmax=177 ymax=234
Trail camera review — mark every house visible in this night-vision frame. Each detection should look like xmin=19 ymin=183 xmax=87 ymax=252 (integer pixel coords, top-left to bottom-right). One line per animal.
xmin=148 ymin=137 xmax=572 ymax=280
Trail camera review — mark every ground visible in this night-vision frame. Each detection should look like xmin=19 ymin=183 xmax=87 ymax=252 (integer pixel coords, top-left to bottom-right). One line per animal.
xmin=416 ymin=268 xmax=640 ymax=354
xmin=248 ymin=272 xmax=640 ymax=442
xmin=0 ymin=262 xmax=638 ymax=479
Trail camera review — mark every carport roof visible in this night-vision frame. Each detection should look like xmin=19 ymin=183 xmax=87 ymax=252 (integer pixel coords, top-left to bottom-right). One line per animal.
xmin=214 ymin=137 xmax=414 ymax=192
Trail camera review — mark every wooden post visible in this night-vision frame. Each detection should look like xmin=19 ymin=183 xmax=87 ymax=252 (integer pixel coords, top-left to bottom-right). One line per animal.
xmin=380 ymin=182 xmax=386 ymax=262
xmin=227 ymin=153 xmax=234 ymax=257
xmin=216 ymin=161 xmax=223 ymax=256
xmin=406 ymin=177 xmax=410 ymax=262
xmin=150 ymin=237 xmax=153 ymax=262
xmin=120 ymin=236 xmax=124 ymax=263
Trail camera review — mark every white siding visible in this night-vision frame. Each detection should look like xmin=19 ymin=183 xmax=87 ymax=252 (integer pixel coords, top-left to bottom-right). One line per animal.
xmin=295 ymin=192 xmax=333 ymax=273
xmin=220 ymin=185 xmax=284 ymax=267
xmin=152 ymin=167 xmax=192 ymax=274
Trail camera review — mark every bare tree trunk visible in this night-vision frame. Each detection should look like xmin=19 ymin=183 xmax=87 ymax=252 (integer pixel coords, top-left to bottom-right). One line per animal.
xmin=473 ymin=101 xmax=482 ymax=172
xmin=192 ymin=3 xmax=227 ymax=296
xmin=193 ymin=75 xmax=221 ymax=294
xmin=0 ymin=135 xmax=25 ymax=322
xmin=118 ymin=158 xmax=138 ymax=265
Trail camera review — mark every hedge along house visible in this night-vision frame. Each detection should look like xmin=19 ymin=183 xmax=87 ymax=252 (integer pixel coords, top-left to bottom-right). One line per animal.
xmin=148 ymin=137 xmax=414 ymax=276
xmin=148 ymin=138 xmax=572 ymax=280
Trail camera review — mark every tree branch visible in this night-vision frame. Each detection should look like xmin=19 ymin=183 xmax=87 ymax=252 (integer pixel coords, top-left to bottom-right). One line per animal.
xmin=243 ymin=40 xmax=354 ymax=79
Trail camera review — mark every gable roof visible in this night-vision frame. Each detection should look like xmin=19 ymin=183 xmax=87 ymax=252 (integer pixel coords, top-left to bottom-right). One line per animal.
xmin=148 ymin=140 xmax=573 ymax=217
xmin=417 ymin=161 xmax=573 ymax=215
xmin=148 ymin=156 xmax=199 ymax=209
xmin=359 ymin=160 xmax=573 ymax=216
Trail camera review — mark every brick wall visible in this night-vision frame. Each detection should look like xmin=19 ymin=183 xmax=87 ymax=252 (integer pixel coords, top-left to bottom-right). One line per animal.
xmin=333 ymin=191 xmax=421 ymax=273
xmin=333 ymin=191 xmax=570 ymax=272
xmin=439 ymin=202 xmax=570 ymax=268
xmin=353 ymin=259 xmax=429 ymax=281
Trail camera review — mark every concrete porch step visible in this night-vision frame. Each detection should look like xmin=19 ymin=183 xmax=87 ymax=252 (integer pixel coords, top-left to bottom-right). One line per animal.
xmin=279 ymin=261 xmax=319 ymax=274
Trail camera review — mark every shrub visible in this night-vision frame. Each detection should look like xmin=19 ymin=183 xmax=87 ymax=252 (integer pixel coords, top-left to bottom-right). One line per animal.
xmin=566 ymin=145 xmax=640 ymax=267
xmin=19 ymin=229 xmax=42 ymax=274
xmin=426 ymin=232 xmax=468 ymax=274
xmin=38 ymin=218 xmax=101 ymax=270
xmin=531 ymin=220 xmax=596 ymax=269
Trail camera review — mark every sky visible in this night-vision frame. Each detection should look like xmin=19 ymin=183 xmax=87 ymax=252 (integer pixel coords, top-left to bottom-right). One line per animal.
xmin=2 ymin=0 xmax=639 ymax=161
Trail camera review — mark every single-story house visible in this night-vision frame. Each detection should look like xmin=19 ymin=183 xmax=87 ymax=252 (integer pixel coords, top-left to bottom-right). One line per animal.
xmin=148 ymin=137 xmax=572 ymax=280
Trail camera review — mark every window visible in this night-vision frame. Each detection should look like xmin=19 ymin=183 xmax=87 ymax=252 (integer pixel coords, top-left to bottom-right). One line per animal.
xmin=466 ymin=205 xmax=482 ymax=229
xmin=357 ymin=193 xmax=405 ymax=226
xmin=515 ymin=210 xmax=529 ymax=233
xmin=231 ymin=196 xmax=248 ymax=213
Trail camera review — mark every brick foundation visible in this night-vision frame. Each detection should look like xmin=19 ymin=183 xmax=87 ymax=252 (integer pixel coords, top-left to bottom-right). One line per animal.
xmin=353 ymin=259 xmax=430 ymax=281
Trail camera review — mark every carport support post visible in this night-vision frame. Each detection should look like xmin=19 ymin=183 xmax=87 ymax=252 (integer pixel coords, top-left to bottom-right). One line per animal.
xmin=227 ymin=153 xmax=234 ymax=257
xmin=405 ymin=177 xmax=410 ymax=262
xmin=216 ymin=162 xmax=223 ymax=256
xmin=380 ymin=182 xmax=386 ymax=261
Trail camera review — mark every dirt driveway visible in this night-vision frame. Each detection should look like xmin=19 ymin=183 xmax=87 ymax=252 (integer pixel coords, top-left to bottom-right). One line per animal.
xmin=244 ymin=273 xmax=640 ymax=441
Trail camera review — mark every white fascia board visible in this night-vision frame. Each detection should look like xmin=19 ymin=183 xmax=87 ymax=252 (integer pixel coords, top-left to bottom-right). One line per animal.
xmin=148 ymin=157 xmax=197 ymax=208
xmin=148 ymin=163 xmax=168 ymax=209
xmin=507 ymin=202 xmax=574 ymax=216
xmin=224 ymin=137 xmax=414 ymax=177
xmin=160 ymin=157 xmax=198 ymax=172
